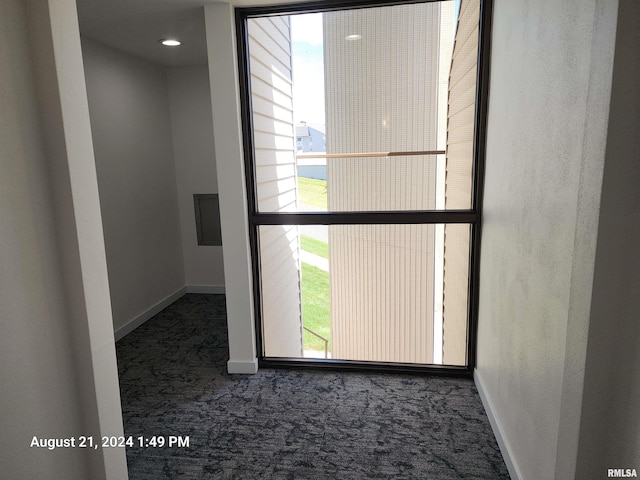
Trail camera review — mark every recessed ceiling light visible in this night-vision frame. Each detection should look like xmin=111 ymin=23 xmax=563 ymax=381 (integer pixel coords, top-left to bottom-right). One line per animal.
xmin=345 ymin=34 xmax=362 ymax=41
xmin=160 ymin=39 xmax=182 ymax=47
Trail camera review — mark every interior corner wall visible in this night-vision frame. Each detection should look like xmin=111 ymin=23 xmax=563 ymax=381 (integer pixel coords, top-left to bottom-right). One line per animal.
xmin=476 ymin=0 xmax=617 ymax=478
xmin=167 ymin=66 xmax=225 ymax=290
xmin=81 ymin=38 xmax=185 ymax=332
xmin=576 ymin=0 xmax=640 ymax=474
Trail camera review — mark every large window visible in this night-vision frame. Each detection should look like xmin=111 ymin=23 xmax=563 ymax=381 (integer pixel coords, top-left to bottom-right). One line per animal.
xmin=237 ymin=0 xmax=491 ymax=374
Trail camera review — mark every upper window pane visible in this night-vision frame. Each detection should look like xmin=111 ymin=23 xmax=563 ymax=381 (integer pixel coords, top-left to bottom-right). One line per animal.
xmin=248 ymin=1 xmax=479 ymax=212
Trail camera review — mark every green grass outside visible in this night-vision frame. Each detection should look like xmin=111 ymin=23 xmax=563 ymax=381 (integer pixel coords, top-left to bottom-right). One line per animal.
xmin=298 ymin=177 xmax=330 ymax=353
xmin=298 ymin=177 xmax=327 ymax=209
xmin=300 ymin=234 xmax=328 ymax=259
xmin=301 ymin=262 xmax=330 ymax=353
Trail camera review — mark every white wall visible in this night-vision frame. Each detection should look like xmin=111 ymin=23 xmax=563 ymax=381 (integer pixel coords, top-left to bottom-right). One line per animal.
xmin=576 ymin=0 xmax=640 ymax=474
xmin=0 ymin=3 xmax=86 ymax=476
xmin=476 ymin=0 xmax=618 ymax=478
xmin=82 ymin=39 xmax=185 ymax=333
xmin=0 ymin=0 xmax=126 ymax=478
xmin=205 ymin=3 xmax=258 ymax=374
xmin=167 ymin=66 xmax=225 ymax=291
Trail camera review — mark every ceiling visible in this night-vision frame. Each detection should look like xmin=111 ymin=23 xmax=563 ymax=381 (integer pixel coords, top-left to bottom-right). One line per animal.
xmin=76 ymin=0 xmax=299 ymax=67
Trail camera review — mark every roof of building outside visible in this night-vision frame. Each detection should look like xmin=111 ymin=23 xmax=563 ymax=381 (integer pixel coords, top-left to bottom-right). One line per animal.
xmin=296 ymin=123 xmax=325 ymax=137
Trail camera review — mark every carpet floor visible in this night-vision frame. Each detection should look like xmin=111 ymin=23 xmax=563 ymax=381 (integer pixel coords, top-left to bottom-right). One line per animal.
xmin=116 ymin=293 xmax=509 ymax=479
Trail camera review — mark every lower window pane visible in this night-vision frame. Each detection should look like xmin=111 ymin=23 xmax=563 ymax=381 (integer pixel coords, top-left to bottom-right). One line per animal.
xmin=258 ymin=223 xmax=470 ymax=366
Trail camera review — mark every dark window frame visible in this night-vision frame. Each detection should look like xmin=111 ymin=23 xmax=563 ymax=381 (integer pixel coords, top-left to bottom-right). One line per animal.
xmin=236 ymin=0 xmax=493 ymax=377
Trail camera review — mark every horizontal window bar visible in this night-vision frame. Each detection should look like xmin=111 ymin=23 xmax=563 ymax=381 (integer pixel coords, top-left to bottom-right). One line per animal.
xmin=296 ymin=150 xmax=445 ymax=159
xmin=250 ymin=210 xmax=478 ymax=225
xmin=259 ymin=357 xmax=473 ymax=377
xmin=239 ymin=0 xmax=448 ymax=19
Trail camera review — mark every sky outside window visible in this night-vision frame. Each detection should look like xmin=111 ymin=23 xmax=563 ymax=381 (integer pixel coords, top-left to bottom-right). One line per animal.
xmin=290 ymin=2 xmax=460 ymax=130
xmin=291 ymin=13 xmax=325 ymax=128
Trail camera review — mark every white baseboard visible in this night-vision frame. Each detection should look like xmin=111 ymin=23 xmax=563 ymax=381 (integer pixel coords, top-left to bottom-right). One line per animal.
xmin=114 ymin=287 xmax=186 ymax=341
xmin=474 ymin=369 xmax=522 ymax=480
xmin=227 ymin=358 xmax=258 ymax=374
xmin=186 ymin=285 xmax=225 ymax=294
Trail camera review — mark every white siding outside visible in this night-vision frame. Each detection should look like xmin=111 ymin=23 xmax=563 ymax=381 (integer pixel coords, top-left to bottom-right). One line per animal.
xmin=324 ymin=3 xmax=455 ymax=363
xmin=249 ymin=16 xmax=303 ymax=357
xmin=442 ymin=0 xmax=479 ymax=365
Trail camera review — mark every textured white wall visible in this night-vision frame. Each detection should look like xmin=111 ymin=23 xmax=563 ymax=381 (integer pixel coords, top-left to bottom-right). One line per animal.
xmin=576 ymin=0 xmax=640 ymax=474
xmin=82 ymin=39 xmax=185 ymax=333
xmin=167 ymin=66 xmax=225 ymax=290
xmin=476 ymin=0 xmax=617 ymax=478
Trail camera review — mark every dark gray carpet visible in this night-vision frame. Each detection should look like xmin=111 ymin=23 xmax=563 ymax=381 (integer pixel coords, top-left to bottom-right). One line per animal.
xmin=116 ymin=294 xmax=509 ymax=479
